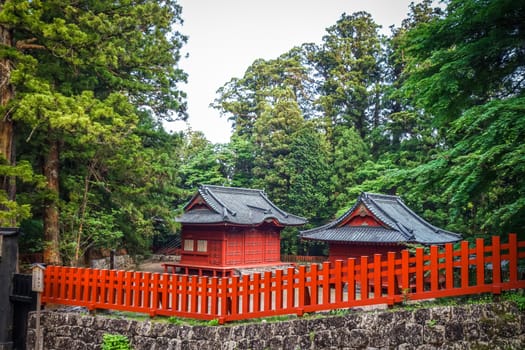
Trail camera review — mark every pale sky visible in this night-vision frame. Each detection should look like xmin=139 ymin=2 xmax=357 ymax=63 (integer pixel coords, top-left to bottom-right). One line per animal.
xmin=169 ymin=0 xmax=416 ymax=143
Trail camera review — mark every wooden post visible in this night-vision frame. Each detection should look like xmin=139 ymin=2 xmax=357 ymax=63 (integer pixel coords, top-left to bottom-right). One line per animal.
xmin=0 ymin=227 xmax=20 ymax=350
xmin=31 ymin=264 xmax=45 ymax=350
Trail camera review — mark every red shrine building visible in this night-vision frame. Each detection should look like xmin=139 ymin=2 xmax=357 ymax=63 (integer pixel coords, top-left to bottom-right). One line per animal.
xmin=300 ymin=192 xmax=462 ymax=262
xmin=174 ymin=184 xmax=306 ymax=276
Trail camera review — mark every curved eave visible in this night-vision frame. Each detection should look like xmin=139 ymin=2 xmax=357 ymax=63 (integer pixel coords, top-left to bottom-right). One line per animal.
xmin=179 ymin=221 xmax=302 ymax=228
xmin=177 ymin=215 xmax=306 ymax=227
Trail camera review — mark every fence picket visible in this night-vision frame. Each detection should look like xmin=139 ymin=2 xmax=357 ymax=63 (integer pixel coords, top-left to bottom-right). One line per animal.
xmin=387 ymin=252 xmax=397 ymax=298
xmin=360 ymin=256 xmax=368 ymax=301
xmin=241 ymin=274 xmax=250 ymax=314
xmin=225 ymin=276 xmax=234 ymax=316
xmin=263 ymin=271 xmax=272 ymax=312
xmin=445 ymin=243 xmax=454 ymax=290
xmin=190 ymin=276 xmax=198 ymax=313
xmin=476 ymin=238 xmax=485 ymax=289
xmin=373 ymin=254 xmax=382 ymax=298
xmin=460 ymin=241 xmax=469 ymax=289
xmin=347 ymin=258 xmax=356 ymax=302
xmin=252 ymin=273 xmax=261 ymax=312
xmin=310 ymin=264 xmax=318 ymax=305
xmin=415 ymin=248 xmax=424 ymax=293
xmin=492 ymin=236 xmax=501 ymax=291
xmin=180 ymin=275 xmax=188 ymax=313
xmin=509 ymin=233 xmax=518 ymax=285
xmin=430 ymin=245 xmax=439 ymax=293
xmin=322 ymin=262 xmax=330 ymax=304
xmin=334 ymin=260 xmax=343 ymax=303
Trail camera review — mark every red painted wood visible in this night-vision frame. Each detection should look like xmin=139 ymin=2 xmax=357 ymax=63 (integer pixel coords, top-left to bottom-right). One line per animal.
xmin=445 ymin=244 xmax=454 ymax=289
xmin=360 ymin=256 xmax=368 ymax=301
xmin=339 ymin=204 xmax=384 ymax=227
xmin=347 ymin=258 xmax=356 ymax=302
xmin=253 ymin=273 xmax=261 ymax=312
xmin=286 ymin=266 xmax=295 ymax=309
xmin=329 ymin=243 xmax=403 ymax=262
xmin=430 ymin=245 xmax=439 ymax=292
xmin=281 ymin=255 xmax=327 ymax=264
xmin=228 ymin=276 xmax=238 ymax=315
xmin=492 ymin=236 xmax=501 ymax=287
xmin=387 ymin=252 xmax=396 ymax=297
xmin=310 ymin=264 xmax=318 ymax=305
xmin=476 ymin=238 xmax=485 ymax=288
xmin=373 ymin=254 xmax=382 ymax=298
xmin=460 ymin=241 xmax=469 ymax=289
xmin=415 ymin=248 xmax=424 ymax=293
xmin=42 ymin=234 xmax=525 ymax=324
xmin=180 ymin=275 xmax=188 ymax=313
xmin=401 ymin=249 xmax=410 ymax=292
xmin=334 ymin=260 xmax=343 ymax=302
xmin=509 ymin=233 xmax=518 ymax=284
xmin=190 ymin=277 xmax=198 ymax=313
xmin=180 ymin=224 xmax=282 ymax=271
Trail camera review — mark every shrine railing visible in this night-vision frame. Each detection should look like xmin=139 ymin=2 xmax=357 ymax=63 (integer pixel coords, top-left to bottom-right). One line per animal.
xmin=280 ymin=254 xmax=327 ymax=264
xmin=42 ymin=234 xmax=525 ymax=324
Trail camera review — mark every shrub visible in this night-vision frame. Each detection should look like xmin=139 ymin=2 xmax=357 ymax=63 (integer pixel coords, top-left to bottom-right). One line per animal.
xmin=102 ymin=334 xmax=132 ymax=350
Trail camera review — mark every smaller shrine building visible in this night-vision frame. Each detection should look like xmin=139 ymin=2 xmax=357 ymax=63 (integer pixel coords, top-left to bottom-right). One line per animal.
xmin=173 ymin=184 xmax=306 ymax=276
xmin=300 ymin=192 xmax=462 ymax=262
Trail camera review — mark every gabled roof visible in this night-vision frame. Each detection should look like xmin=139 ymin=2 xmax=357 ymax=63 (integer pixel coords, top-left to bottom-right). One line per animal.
xmin=177 ymin=185 xmax=307 ymax=227
xmin=300 ymin=192 xmax=462 ymax=245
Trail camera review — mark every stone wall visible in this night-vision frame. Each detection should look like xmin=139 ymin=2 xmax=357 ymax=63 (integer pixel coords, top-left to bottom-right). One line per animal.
xmin=90 ymin=255 xmax=135 ymax=270
xmin=26 ymin=301 xmax=525 ymax=350
xmin=91 ymin=254 xmax=179 ymax=270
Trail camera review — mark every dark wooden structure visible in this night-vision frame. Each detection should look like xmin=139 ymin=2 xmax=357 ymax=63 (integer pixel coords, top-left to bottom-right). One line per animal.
xmin=172 ymin=185 xmax=306 ymax=276
xmin=300 ymin=193 xmax=462 ymax=262
xmin=0 ymin=227 xmax=20 ymax=350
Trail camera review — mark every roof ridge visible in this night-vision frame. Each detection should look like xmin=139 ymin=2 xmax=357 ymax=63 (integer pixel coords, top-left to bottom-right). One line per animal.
xmin=362 ymin=192 xmax=400 ymax=200
xmin=394 ymin=197 xmax=462 ymax=238
xmin=364 ymin=195 xmax=414 ymax=240
xmin=200 ymin=186 xmax=237 ymax=217
xmin=202 ymin=184 xmax=264 ymax=194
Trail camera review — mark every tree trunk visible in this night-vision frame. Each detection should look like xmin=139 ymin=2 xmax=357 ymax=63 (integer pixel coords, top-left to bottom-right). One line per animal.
xmin=43 ymin=135 xmax=62 ymax=265
xmin=0 ymin=19 xmax=16 ymax=226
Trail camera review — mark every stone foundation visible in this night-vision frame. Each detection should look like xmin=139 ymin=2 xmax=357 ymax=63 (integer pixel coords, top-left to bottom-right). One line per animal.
xmin=26 ymin=301 xmax=525 ymax=350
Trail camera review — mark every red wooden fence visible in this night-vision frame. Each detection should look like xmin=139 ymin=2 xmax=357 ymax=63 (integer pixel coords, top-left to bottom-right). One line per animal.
xmin=281 ymin=254 xmax=327 ymax=264
xmin=42 ymin=234 xmax=525 ymax=324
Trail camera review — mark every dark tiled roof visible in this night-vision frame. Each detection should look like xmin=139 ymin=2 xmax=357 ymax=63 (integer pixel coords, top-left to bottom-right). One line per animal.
xmin=177 ymin=185 xmax=307 ymax=226
xmin=301 ymin=192 xmax=462 ymax=245
xmin=301 ymin=226 xmax=408 ymax=243
xmin=0 ymin=227 xmax=20 ymax=236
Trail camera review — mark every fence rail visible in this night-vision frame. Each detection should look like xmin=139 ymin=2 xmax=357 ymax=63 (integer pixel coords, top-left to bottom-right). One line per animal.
xmin=42 ymin=234 xmax=525 ymax=324
xmin=280 ymin=254 xmax=327 ymax=264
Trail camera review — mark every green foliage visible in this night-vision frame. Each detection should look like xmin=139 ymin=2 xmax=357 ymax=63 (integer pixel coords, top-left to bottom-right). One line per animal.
xmin=287 ymin=122 xmax=333 ymax=224
xmin=2 ymin=0 xmax=188 ymax=261
xmin=3 ymin=0 xmax=523 ymax=263
xmin=179 ymin=130 xmax=228 ymax=194
xmin=0 ymin=159 xmax=44 ymax=226
xmin=315 ymin=12 xmax=384 ymax=139
xmin=399 ymin=0 xmax=525 ymax=236
xmin=502 ymin=290 xmax=525 ymax=311
xmin=102 ymin=334 xmax=132 ymax=350
xmin=207 ymin=318 xmax=220 ymax=326
xmin=252 ymin=88 xmax=307 ymax=206
xmin=331 ymin=127 xmax=370 ymax=209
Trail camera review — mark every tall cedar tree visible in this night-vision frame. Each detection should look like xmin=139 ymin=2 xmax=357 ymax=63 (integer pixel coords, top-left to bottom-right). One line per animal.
xmin=401 ymin=0 xmax=525 ymax=236
xmin=0 ymin=0 xmax=187 ymax=263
